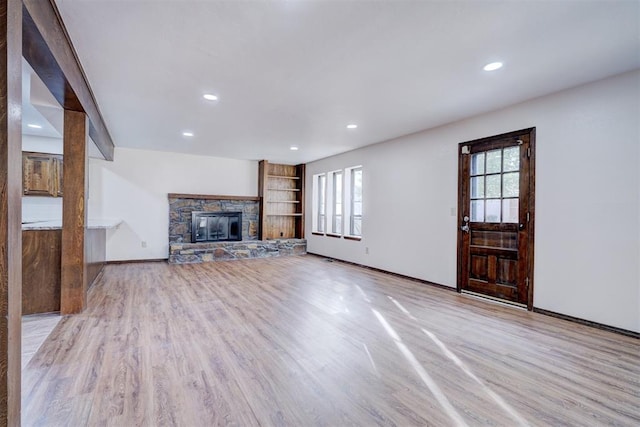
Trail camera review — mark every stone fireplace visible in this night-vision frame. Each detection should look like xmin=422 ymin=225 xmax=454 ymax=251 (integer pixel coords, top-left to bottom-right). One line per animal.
xmin=168 ymin=193 xmax=306 ymax=264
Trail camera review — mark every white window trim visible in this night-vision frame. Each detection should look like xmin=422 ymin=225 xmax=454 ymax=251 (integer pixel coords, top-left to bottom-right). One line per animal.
xmin=330 ymin=170 xmax=343 ymax=235
xmin=345 ymin=166 xmax=362 ymax=238
xmin=311 ymin=173 xmax=326 ymax=234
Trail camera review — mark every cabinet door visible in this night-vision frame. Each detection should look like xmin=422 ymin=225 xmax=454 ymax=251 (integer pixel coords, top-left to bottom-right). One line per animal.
xmin=54 ymin=155 xmax=63 ymax=197
xmin=23 ymin=152 xmax=56 ymax=196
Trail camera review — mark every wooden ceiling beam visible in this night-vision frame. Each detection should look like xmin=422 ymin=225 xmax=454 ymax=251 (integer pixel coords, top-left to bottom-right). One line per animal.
xmin=22 ymin=0 xmax=114 ymax=160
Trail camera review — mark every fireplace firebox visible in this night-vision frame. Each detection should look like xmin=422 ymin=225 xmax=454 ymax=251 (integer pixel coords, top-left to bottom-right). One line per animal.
xmin=191 ymin=211 xmax=242 ymax=243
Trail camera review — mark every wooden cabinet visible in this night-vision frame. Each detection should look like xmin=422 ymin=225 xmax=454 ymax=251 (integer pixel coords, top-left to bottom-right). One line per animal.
xmin=23 ymin=151 xmax=63 ymax=197
xmin=258 ymin=160 xmax=305 ymax=239
xmin=22 ymin=229 xmax=62 ymax=315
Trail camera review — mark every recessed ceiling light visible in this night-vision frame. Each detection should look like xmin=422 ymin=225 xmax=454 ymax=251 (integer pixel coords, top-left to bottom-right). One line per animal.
xmin=346 ymin=124 xmax=358 ymax=129
xmin=290 ymin=146 xmax=299 ymax=151
xmin=27 ymin=124 xmax=42 ymax=129
xmin=203 ymin=94 xmax=218 ymax=101
xmin=182 ymin=131 xmax=194 ymax=137
xmin=483 ymin=62 xmax=503 ymax=71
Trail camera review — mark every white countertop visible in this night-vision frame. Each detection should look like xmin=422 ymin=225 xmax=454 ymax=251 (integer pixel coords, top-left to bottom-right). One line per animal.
xmin=22 ymin=219 xmax=122 ymax=230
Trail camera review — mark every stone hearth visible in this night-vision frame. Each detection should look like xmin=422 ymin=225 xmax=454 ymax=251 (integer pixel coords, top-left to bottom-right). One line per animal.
xmin=169 ymin=239 xmax=307 ymax=264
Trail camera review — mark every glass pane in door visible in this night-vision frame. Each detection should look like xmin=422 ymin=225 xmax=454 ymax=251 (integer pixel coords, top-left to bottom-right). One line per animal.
xmin=471 ymin=200 xmax=484 ymax=222
xmin=470 ymin=177 xmax=484 ymax=198
xmin=471 ymin=153 xmax=485 ymax=175
xmin=502 ymin=198 xmax=519 ymax=223
xmin=486 ymin=200 xmax=501 ymax=223
xmin=503 ymin=173 xmax=519 ymax=197
xmin=486 ymin=175 xmax=501 ymax=198
xmin=503 ymin=147 xmax=520 ymax=172
xmin=486 ymin=150 xmax=502 ymax=174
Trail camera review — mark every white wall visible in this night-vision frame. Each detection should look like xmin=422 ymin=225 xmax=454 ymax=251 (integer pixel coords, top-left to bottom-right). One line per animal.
xmin=22 ymin=134 xmax=63 ymax=154
xmin=89 ymin=148 xmax=258 ymax=261
xmin=306 ymin=70 xmax=640 ymax=333
xmin=21 ymin=135 xmax=64 ymax=222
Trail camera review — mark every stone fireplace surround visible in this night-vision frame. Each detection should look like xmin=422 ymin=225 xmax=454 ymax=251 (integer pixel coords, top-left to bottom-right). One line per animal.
xmin=168 ymin=193 xmax=306 ymax=264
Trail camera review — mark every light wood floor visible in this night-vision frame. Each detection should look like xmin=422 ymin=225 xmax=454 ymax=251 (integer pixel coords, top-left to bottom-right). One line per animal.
xmin=22 ymin=255 xmax=639 ymax=426
xmin=22 ymin=313 xmax=61 ymax=370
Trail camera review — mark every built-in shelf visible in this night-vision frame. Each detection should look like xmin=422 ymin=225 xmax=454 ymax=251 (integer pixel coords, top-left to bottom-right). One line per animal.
xmin=259 ymin=161 xmax=305 ymax=239
xmin=268 ymin=175 xmax=300 ymax=180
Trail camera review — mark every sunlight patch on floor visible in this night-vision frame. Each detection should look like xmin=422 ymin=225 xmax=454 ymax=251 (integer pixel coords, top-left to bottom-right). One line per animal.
xmin=386 ymin=296 xmax=530 ymax=427
xmin=371 ymin=308 xmax=469 ymax=427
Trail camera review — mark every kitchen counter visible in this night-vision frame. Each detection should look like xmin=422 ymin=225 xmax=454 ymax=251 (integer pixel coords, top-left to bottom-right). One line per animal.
xmin=22 ymin=219 xmax=119 ymax=315
xmin=22 ymin=219 xmax=122 ymax=230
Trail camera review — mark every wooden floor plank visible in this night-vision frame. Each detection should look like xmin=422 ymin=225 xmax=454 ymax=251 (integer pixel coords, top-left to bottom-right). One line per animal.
xmin=22 ymin=255 xmax=640 ymax=426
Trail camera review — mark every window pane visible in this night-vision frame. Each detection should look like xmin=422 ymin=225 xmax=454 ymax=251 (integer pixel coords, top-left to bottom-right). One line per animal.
xmin=503 ymin=172 xmax=519 ymax=198
xmin=486 ymin=150 xmax=502 ymax=174
xmin=353 ymin=201 xmax=362 ymax=216
xmin=503 ymin=147 xmax=520 ymax=172
xmin=318 ymin=215 xmax=324 ymax=232
xmin=334 ymin=216 xmax=342 ymax=234
xmin=471 ymin=153 xmax=485 ymax=176
xmin=470 ymin=176 xmax=484 ymax=199
xmin=471 ymin=200 xmax=484 ymax=222
xmin=502 ymin=199 xmax=518 ymax=223
xmin=318 ymin=176 xmax=325 ymax=212
xmin=352 ymin=217 xmax=362 ymax=236
xmin=486 ymin=175 xmax=501 ymax=198
xmin=353 ymin=169 xmax=362 ymax=201
xmin=486 ymin=199 xmax=501 ymax=223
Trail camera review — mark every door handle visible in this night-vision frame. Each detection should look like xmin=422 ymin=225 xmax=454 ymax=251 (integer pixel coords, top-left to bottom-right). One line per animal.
xmin=461 ymin=216 xmax=470 ymax=233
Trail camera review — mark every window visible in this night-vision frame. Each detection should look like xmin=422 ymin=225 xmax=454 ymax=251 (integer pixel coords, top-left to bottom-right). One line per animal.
xmin=311 ymin=166 xmax=362 ymax=238
xmin=331 ymin=171 xmax=343 ymax=234
xmin=470 ymin=147 xmax=519 ymax=223
xmin=314 ymin=174 xmax=326 ymax=232
xmin=349 ymin=167 xmax=362 ymax=236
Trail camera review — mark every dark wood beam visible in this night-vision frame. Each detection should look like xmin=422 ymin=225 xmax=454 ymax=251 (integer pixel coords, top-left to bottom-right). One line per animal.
xmin=60 ymin=110 xmax=88 ymax=314
xmin=0 ymin=0 xmax=23 ymax=424
xmin=22 ymin=0 xmax=114 ymax=161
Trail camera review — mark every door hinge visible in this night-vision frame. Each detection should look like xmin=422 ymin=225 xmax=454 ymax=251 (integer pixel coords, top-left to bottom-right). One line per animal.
xmin=527 ymin=212 xmax=530 ymax=222
xmin=461 ymin=146 xmax=470 ymax=154
xmin=525 ymin=277 xmax=530 ymax=288
xmin=517 ymin=139 xmax=523 ymax=145
xmin=527 ymin=147 xmax=531 ymax=158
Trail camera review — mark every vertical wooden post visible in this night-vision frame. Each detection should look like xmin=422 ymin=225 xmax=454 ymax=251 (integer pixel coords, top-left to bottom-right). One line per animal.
xmin=0 ymin=0 xmax=22 ymax=424
xmin=258 ymin=160 xmax=268 ymax=240
xmin=61 ymin=110 xmax=88 ymax=314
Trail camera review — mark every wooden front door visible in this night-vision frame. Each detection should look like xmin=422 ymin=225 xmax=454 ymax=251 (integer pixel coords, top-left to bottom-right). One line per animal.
xmin=457 ymin=128 xmax=535 ymax=308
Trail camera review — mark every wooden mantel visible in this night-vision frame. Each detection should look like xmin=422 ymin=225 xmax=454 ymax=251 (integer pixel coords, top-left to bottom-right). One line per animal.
xmin=168 ymin=193 xmax=261 ymax=201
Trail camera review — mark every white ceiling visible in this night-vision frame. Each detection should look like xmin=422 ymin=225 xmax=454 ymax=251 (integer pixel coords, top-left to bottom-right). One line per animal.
xmin=22 ymin=60 xmax=63 ymax=140
xmin=53 ymin=0 xmax=640 ymax=164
